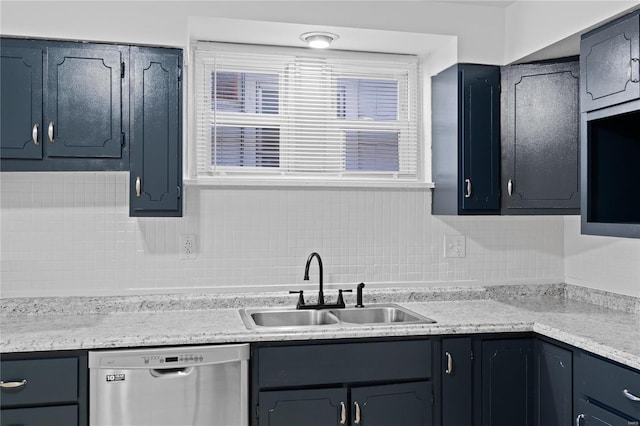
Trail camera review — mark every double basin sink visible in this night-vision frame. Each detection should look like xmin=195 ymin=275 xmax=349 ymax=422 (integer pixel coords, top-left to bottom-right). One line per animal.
xmin=240 ymin=303 xmax=436 ymax=330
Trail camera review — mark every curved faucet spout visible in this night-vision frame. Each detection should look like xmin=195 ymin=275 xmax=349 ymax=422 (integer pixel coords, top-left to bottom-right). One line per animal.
xmin=304 ymin=252 xmax=324 ymax=305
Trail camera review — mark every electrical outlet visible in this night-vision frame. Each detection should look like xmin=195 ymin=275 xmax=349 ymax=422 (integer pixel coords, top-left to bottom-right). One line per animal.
xmin=181 ymin=234 xmax=197 ymax=259
xmin=444 ymin=234 xmax=466 ymax=258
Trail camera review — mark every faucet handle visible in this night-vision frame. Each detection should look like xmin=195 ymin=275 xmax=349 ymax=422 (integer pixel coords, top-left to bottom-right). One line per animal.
xmin=336 ymin=289 xmax=352 ymax=308
xmin=289 ymin=290 xmax=305 ymax=308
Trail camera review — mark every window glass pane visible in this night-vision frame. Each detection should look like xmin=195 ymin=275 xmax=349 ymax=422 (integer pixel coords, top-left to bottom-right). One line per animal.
xmin=213 ymin=72 xmax=279 ymax=114
xmin=213 ymin=126 xmax=280 ymax=167
xmin=337 ymin=78 xmax=397 ymax=121
xmin=345 ymin=131 xmax=399 ymax=172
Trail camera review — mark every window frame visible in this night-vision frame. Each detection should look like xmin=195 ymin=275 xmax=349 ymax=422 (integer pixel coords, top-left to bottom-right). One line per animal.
xmin=190 ymin=42 xmax=423 ymax=186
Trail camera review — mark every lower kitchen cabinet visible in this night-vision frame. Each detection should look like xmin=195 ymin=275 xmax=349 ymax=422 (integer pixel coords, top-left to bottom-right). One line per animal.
xmin=481 ymin=338 xmax=534 ymax=426
xmin=1 ymin=405 xmax=78 ymax=426
xmin=351 ymin=382 xmax=432 ymax=426
xmin=0 ymin=351 xmax=88 ymax=426
xmin=258 ymin=388 xmax=347 ymax=426
xmin=251 ymin=339 xmax=434 ymax=426
xmin=440 ymin=338 xmax=473 ymax=426
xmin=258 ymin=382 xmax=431 ymax=426
xmin=574 ymin=350 xmax=640 ymax=425
xmin=534 ymin=340 xmax=573 ymax=426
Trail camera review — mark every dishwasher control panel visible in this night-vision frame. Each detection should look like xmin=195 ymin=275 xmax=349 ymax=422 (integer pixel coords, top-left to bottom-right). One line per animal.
xmin=88 ymin=344 xmax=250 ymax=370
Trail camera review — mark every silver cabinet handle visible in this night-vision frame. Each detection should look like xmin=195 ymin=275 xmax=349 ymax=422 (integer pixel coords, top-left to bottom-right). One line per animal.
xmin=340 ymin=401 xmax=346 ymax=425
xmin=0 ymin=380 xmax=27 ymax=389
xmin=576 ymin=413 xmax=584 ymax=426
xmin=445 ymin=351 xmax=453 ymax=374
xmin=508 ymin=179 xmax=513 ymax=196
xmin=623 ymin=389 xmax=640 ymax=402
xmin=632 ymin=58 xmax=639 ymax=83
xmin=48 ymin=121 xmax=54 ymax=143
xmin=32 ymin=123 xmax=39 ymax=145
xmin=135 ymin=176 xmax=141 ymax=197
xmin=464 ymin=179 xmax=472 ymax=198
xmin=354 ymin=401 xmax=361 ymax=424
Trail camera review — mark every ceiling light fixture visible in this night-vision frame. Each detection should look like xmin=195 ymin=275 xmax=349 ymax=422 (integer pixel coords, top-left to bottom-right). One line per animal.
xmin=300 ymin=32 xmax=339 ymax=49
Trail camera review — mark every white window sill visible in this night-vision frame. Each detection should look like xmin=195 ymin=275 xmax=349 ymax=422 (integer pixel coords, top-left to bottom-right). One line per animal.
xmin=184 ymin=178 xmax=435 ymax=189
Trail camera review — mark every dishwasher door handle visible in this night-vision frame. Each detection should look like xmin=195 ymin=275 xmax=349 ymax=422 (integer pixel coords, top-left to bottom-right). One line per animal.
xmin=149 ymin=367 xmax=193 ymax=378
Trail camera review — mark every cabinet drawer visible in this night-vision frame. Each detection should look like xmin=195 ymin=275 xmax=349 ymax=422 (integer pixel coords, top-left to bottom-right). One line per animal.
xmin=0 ymin=357 xmax=78 ymax=407
xmin=576 ymin=398 xmax=638 ymax=426
xmin=575 ymin=352 xmax=640 ymax=419
xmin=1 ymin=405 xmax=78 ymax=426
xmin=257 ymin=340 xmax=432 ymax=388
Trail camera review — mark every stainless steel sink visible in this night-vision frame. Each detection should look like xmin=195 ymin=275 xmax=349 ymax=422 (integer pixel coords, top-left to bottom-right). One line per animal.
xmin=249 ymin=309 xmax=339 ymax=328
xmin=239 ymin=304 xmax=435 ymax=329
xmin=330 ymin=305 xmax=435 ymax=325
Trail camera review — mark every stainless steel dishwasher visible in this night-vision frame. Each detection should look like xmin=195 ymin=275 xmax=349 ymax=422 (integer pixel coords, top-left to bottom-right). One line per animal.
xmin=89 ymin=344 xmax=249 ymax=426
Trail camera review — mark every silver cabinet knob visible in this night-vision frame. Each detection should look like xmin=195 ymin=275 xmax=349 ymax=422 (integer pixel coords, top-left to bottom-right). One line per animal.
xmin=508 ymin=179 xmax=513 ymax=196
xmin=445 ymin=351 xmax=453 ymax=374
xmin=340 ymin=401 xmax=346 ymax=424
xmin=464 ymin=179 xmax=472 ymax=198
xmin=135 ymin=176 xmax=141 ymax=197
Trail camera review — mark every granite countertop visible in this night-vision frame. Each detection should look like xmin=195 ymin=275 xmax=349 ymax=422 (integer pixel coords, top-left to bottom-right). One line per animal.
xmin=1 ymin=285 xmax=639 ymax=371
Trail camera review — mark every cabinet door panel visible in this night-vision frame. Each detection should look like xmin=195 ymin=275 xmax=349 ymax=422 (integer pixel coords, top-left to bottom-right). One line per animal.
xmin=441 ymin=338 xmax=472 ymax=426
xmin=535 ymin=340 xmax=572 ymax=426
xmin=482 ymin=339 xmax=533 ymax=426
xmin=46 ymin=46 xmax=123 ymax=158
xmin=258 ymin=388 xmax=347 ymax=426
xmin=1 ymin=405 xmax=78 ymax=426
xmin=501 ymin=61 xmax=579 ymax=213
xmin=129 ymin=47 xmax=182 ymax=217
xmin=581 ymin=13 xmax=640 ymax=112
xmin=351 ymin=382 xmax=432 ymax=426
xmin=0 ymin=45 xmax=43 ymax=159
xmin=460 ymin=66 xmax=501 ymax=212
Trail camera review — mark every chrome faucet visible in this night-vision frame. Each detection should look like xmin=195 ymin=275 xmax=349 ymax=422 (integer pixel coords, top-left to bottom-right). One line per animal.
xmin=304 ymin=252 xmax=325 ymax=305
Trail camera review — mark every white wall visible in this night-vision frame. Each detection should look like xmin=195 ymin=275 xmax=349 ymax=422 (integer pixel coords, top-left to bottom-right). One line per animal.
xmin=0 ymin=172 xmax=564 ymax=297
xmin=1 ymin=1 xmax=639 ymax=299
xmin=504 ymin=0 xmax=640 ymax=64
xmin=564 ymin=217 xmax=640 ymax=298
xmin=0 ymin=1 xmax=506 ymax=64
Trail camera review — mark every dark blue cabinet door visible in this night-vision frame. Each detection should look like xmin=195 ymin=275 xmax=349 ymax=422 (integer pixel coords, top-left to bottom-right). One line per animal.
xmin=351 ymin=382 xmax=432 ymax=426
xmin=534 ymin=340 xmax=573 ymax=426
xmin=581 ymin=12 xmax=640 ymax=112
xmin=482 ymin=339 xmax=533 ymax=426
xmin=501 ymin=60 xmax=580 ymax=214
xmin=441 ymin=338 xmax=472 ymax=426
xmin=258 ymin=388 xmax=347 ymax=426
xmin=431 ymin=64 xmax=500 ymax=215
xmin=129 ymin=47 xmax=182 ymax=217
xmin=0 ymin=43 xmax=43 ymax=159
xmin=46 ymin=45 xmax=124 ymax=158
xmin=460 ymin=65 xmax=501 ymax=212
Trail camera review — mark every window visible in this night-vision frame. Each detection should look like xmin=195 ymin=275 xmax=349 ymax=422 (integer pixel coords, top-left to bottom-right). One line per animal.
xmin=194 ymin=42 xmax=420 ymax=183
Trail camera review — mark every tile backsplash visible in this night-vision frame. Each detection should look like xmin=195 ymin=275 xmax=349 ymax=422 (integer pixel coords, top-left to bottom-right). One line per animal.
xmin=2 ymin=172 xmax=566 ymax=298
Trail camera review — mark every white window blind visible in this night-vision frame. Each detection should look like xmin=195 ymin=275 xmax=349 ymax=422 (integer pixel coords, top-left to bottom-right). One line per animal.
xmin=194 ymin=42 xmax=420 ymax=183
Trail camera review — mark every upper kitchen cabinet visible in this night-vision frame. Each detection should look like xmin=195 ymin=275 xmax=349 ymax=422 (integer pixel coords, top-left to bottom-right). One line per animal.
xmin=0 ymin=43 xmax=43 ymax=160
xmin=0 ymin=38 xmax=128 ymax=171
xmin=129 ymin=47 xmax=183 ymax=217
xmin=46 ymin=44 xmax=126 ymax=159
xmin=432 ymin=64 xmax=501 ymax=215
xmin=580 ymin=10 xmax=640 ymax=112
xmin=501 ymin=59 xmax=580 ymax=214
xmin=580 ymin=9 xmax=640 ymax=239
